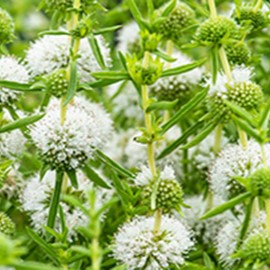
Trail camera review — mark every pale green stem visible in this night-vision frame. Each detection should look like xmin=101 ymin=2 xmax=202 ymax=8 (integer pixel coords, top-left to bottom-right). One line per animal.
xmin=213 ymin=124 xmax=223 ymax=155
xmin=153 ymin=209 xmax=162 ymax=234
xmin=208 ymin=0 xmax=217 ymax=17
xmin=252 ymin=197 xmax=260 ymax=219
xmin=218 ymin=46 xmax=233 ymax=83
xmin=265 ymin=199 xmax=270 ymax=234
xmin=261 ymin=144 xmax=267 ymax=166
xmin=237 ymin=127 xmax=248 ymax=150
xmin=254 ymin=0 xmax=263 ymax=12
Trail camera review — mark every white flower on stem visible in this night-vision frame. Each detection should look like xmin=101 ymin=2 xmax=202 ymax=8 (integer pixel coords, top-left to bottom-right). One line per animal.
xmin=0 ymin=56 xmax=29 ymax=106
xmin=20 ymin=170 xmax=112 ymax=239
xmin=25 ymin=34 xmax=111 ymax=82
xmin=113 ymin=215 xmax=194 ymax=269
xmin=30 ymin=96 xmax=113 ymax=170
xmin=209 ymin=141 xmax=270 ymax=199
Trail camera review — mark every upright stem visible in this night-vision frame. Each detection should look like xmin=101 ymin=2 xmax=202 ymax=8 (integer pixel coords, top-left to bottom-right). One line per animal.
xmin=208 ymin=0 xmax=217 ymax=17
xmin=253 ymin=0 xmax=263 ymax=12
xmin=153 ymin=209 xmax=162 ymax=234
xmin=261 ymin=144 xmax=267 ymax=166
xmin=218 ymin=46 xmax=232 ymax=83
xmin=213 ymin=124 xmax=223 ymax=154
xmin=237 ymin=127 xmax=248 ymax=150
xmin=265 ymin=199 xmax=270 ymax=234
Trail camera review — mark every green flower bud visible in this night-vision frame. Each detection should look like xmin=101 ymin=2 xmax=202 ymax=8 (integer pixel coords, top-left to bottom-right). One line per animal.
xmin=44 ymin=0 xmax=73 ymax=14
xmin=46 ymin=69 xmax=68 ymax=98
xmin=237 ymin=231 xmax=270 ymax=263
xmin=127 ymin=55 xmax=163 ymax=85
xmin=227 ymin=81 xmax=263 ymax=110
xmin=234 ymin=7 xmax=268 ymax=30
xmin=144 ymin=178 xmax=183 ymax=212
xmin=225 ymin=41 xmax=250 ymax=66
xmin=0 ymin=212 xmax=15 ymax=236
xmin=0 ymin=8 xmax=15 ymax=45
xmin=140 ymin=30 xmax=162 ymax=52
xmin=158 ymin=2 xmax=195 ymax=42
xmin=195 ymin=16 xmax=239 ymax=45
xmin=151 ymin=77 xmax=193 ymax=103
xmin=249 ymin=168 xmax=270 ymax=197
xmin=70 ymin=16 xmax=92 ymax=38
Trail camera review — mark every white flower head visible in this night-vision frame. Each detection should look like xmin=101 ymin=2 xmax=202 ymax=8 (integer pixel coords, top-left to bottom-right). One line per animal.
xmin=116 ymin=21 xmax=140 ymax=53
xmin=26 ymin=34 xmax=111 ymax=82
xmin=182 ymin=195 xmax=234 ymax=245
xmin=0 ymin=56 xmax=29 ymax=106
xmin=30 ymin=96 xmax=113 ymax=170
xmin=113 ymin=215 xmax=194 ymax=269
xmin=209 ymin=141 xmax=270 ymax=199
xmin=208 ymin=66 xmax=253 ymax=96
xmin=20 ymin=170 xmax=113 ymax=239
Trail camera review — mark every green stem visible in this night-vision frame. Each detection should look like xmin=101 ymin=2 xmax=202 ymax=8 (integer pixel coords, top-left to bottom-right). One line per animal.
xmin=265 ymin=199 xmax=270 ymax=234
xmin=91 ymin=237 xmax=101 ymax=270
xmin=153 ymin=209 xmax=162 ymax=234
xmin=237 ymin=126 xmax=248 ymax=149
xmin=253 ymin=0 xmax=263 ymax=12
xmin=218 ymin=46 xmax=232 ymax=82
xmin=208 ymin=0 xmax=217 ymax=17
xmin=261 ymin=144 xmax=267 ymax=166
xmin=213 ymin=124 xmax=223 ymax=155
xmin=47 ymin=170 xmax=64 ymax=228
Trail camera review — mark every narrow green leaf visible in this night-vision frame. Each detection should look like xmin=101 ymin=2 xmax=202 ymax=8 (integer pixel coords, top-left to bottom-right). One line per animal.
xmin=128 ymin=0 xmax=145 ymax=29
xmin=182 ymin=120 xmax=218 ymax=149
xmin=161 ymin=58 xmax=206 ymax=77
xmin=181 ymin=262 xmax=208 ymax=270
xmin=70 ymin=245 xmax=90 ymax=256
xmin=88 ymin=79 xmax=123 ymax=88
xmin=146 ymin=100 xmax=178 ymax=112
xmin=95 ymin=150 xmax=135 ymax=179
xmin=200 ymin=192 xmax=251 ymax=220
xmin=118 ymin=51 xmax=128 ymax=70
xmin=82 ymin=164 xmax=111 ymax=189
xmin=146 ymin=0 xmax=154 ymax=16
xmin=93 ymin=25 xmax=122 ymax=35
xmin=0 ymin=80 xmax=33 ymax=91
xmin=40 ymin=163 xmax=50 ymax=180
xmin=39 ymin=30 xmax=70 ymax=36
xmin=62 ymin=194 xmax=88 ymax=215
xmin=224 ymin=100 xmax=255 ymax=127
xmin=161 ymin=88 xmax=208 ymax=134
xmin=47 ymin=171 xmax=64 ymax=228
xmin=232 ymin=115 xmax=263 ymax=143
xmin=259 ymin=97 xmax=270 ymax=128
xmin=161 ymin=0 xmax=177 ymax=17
xmin=11 ymin=261 xmax=60 ymax=270
xmin=158 ymin=121 xmax=204 ymax=159
xmin=91 ymin=70 xmax=130 ymax=80
xmin=64 ymin=60 xmax=78 ymax=105
xmin=153 ymin=49 xmax=177 ymax=62
xmin=26 ymin=227 xmax=59 ymax=264
xmin=0 ymin=114 xmax=45 ymax=133
xmin=88 ymin=34 xmax=106 ymax=69
xmin=66 ymin=170 xmax=78 ymax=188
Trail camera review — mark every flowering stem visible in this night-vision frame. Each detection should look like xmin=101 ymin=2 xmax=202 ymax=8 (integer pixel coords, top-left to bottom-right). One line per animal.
xmin=218 ymin=46 xmax=232 ymax=83
xmin=208 ymin=0 xmax=217 ymax=18
xmin=261 ymin=144 xmax=267 ymax=166
xmin=47 ymin=170 xmax=64 ymax=228
xmin=213 ymin=124 xmax=223 ymax=154
xmin=252 ymin=197 xmax=260 ymax=219
xmin=254 ymin=0 xmax=263 ymax=12
xmin=265 ymin=199 xmax=270 ymax=234
xmin=237 ymin=127 xmax=248 ymax=150
xmin=153 ymin=209 xmax=162 ymax=234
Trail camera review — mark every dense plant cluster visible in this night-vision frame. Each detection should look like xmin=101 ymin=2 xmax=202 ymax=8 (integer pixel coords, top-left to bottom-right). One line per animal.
xmin=1 ymin=0 xmax=270 ymax=269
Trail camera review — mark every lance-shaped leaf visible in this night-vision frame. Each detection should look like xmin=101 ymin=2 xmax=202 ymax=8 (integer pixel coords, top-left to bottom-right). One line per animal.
xmin=47 ymin=171 xmax=64 ymax=228
xmin=88 ymin=79 xmax=123 ymax=88
xmin=118 ymin=51 xmax=128 ymax=70
xmin=93 ymin=25 xmax=122 ymax=35
xmin=10 ymin=261 xmax=60 ymax=270
xmin=200 ymin=192 xmax=251 ymax=220
xmin=82 ymin=164 xmax=111 ymax=189
xmin=232 ymin=115 xmax=263 ymax=143
xmin=146 ymin=100 xmax=178 ymax=112
xmin=128 ymin=0 xmax=146 ymax=29
xmin=91 ymin=70 xmax=130 ymax=81
xmin=182 ymin=119 xmax=219 ymax=149
xmin=64 ymin=60 xmax=78 ymax=105
xmin=161 ymin=0 xmax=177 ymax=17
xmin=259 ymin=97 xmax=270 ymax=128
xmin=161 ymin=58 xmax=206 ymax=78
xmin=0 ymin=80 xmax=33 ymax=91
xmin=224 ymin=100 xmax=256 ymax=127
xmin=95 ymin=150 xmax=135 ymax=179
xmin=39 ymin=30 xmax=70 ymax=36
xmin=66 ymin=170 xmax=78 ymax=189
xmin=88 ymin=34 xmax=106 ymax=69
xmin=153 ymin=49 xmax=177 ymax=62
xmin=0 ymin=114 xmax=45 ymax=133
xmin=158 ymin=121 xmax=204 ymax=159
xmin=26 ymin=227 xmax=60 ymax=264
xmin=161 ymin=88 xmax=208 ymax=135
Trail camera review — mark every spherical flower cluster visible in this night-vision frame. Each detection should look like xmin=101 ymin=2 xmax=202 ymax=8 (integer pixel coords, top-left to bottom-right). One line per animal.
xmin=158 ymin=2 xmax=195 ymax=42
xmin=0 ymin=56 xmax=29 ymax=107
xmin=113 ymin=215 xmax=194 ymax=269
xmin=249 ymin=167 xmax=270 ymax=197
xmin=30 ymin=96 xmax=113 ymax=171
xmin=0 ymin=8 xmax=14 ymax=44
xmin=195 ymin=16 xmax=239 ymax=45
xmin=225 ymin=41 xmax=250 ymax=66
xmin=20 ymin=170 xmax=112 ymax=239
xmin=46 ymin=69 xmax=68 ymax=98
xmin=0 ymin=212 xmax=15 ymax=236
xmin=135 ymin=165 xmax=183 ymax=212
xmin=209 ymin=141 xmax=270 ymax=199
xmin=151 ymin=52 xmax=204 ymax=103
xmin=207 ymin=66 xmax=263 ymax=120
xmin=116 ymin=22 xmax=141 ymax=54
xmin=182 ymin=195 xmax=234 ymax=245
xmin=234 ymin=6 xmax=269 ymax=30
xmin=26 ymin=34 xmax=111 ymax=82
